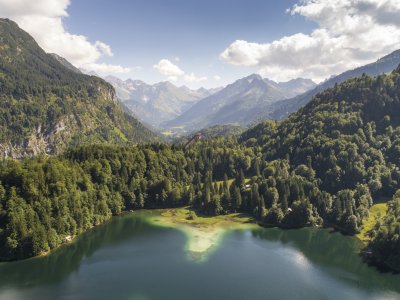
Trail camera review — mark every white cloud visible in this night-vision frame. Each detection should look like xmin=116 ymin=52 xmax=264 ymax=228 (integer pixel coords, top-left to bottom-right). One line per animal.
xmin=221 ymin=0 xmax=400 ymax=82
xmin=94 ymin=41 xmax=113 ymax=57
xmin=153 ymin=59 xmax=185 ymax=81
xmin=167 ymin=76 xmax=179 ymax=82
xmin=153 ymin=59 xmax=208 ymax=84
xmin=184 ymin=72 xmax=208 ymax=83
xmin=213 ymin=75 xmax=221 ymax=81
xmin=0 ymin=0 xmax=130 ymax=74
xmin=82 ymin=63 xmax=130 ymax=74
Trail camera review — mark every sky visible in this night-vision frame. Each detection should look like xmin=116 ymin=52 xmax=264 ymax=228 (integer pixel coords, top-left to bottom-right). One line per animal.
xmin=1 ymin=0 xmax=400 ymax=89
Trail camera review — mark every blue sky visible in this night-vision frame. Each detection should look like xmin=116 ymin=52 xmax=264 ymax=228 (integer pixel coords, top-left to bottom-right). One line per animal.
xmin=2 ymin=0 xmax=399 ymax=89
xmin=64 ymin=0 xmax=315 ymax=87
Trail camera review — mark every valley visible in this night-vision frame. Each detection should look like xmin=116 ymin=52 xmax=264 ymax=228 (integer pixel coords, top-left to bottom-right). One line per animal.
xmin=1 ymin=19 xmax=400 ymax=273
xmin=1 ymin=2 xmax=400 ymax=298
xmin=101 ymin=50 xmax=400 ymax=138
xmin=104 ymin=73 xmax=317 ymax=135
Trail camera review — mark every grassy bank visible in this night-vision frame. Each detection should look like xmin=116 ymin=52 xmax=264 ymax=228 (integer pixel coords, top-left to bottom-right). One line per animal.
xmin=147 ymin=207 xmax=256 ymax=261
xmin=356 ymin=203 xmax=388 ymax=243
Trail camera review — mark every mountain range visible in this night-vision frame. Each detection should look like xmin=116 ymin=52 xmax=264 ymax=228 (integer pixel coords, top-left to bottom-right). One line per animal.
xmin=78 ymin=51 xmax=400 ymax=135
xmin=264 ymin=49 xmax=400 ymax=121
xmin=167 ymin=49 xmax=400 ymax=131
xmin=122 ymin=49 xmax=400 ymax=133
xmin=104 ymin=76 xmax=221 ymax=128
xmin=104 ymin=74 xmax=316 ymax=133
xmin=163 ymin=75 xmax=316 ymax=131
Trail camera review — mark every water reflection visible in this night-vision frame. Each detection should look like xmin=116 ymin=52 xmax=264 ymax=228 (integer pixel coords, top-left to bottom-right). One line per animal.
xmin=251 ymin=227 xmax=400 ymax=293
xmin=0 ymin=213 xmax=154 ymax=288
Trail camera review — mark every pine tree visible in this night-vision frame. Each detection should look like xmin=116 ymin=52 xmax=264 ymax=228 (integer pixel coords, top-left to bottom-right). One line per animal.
xmin=258 ymin=195 xmax=266 ymax=219
xmin=251 ymin=184 xmax=260 ymax=210
xmin=233 ymin=186 xmax=242 ymax=211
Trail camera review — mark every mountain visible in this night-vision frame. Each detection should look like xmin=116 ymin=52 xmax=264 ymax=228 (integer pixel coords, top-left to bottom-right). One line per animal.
xmin=276 ymin=78 xmax=316 ymax=96
xmin=105 ymin=76 xmax=219 ymax=128
xmin=240 ymin=66 xmax=400 ymax=270
xmin=81 ymin=69 xmax=100 ymax=77
xmin=0 ymin=18 xmax=157 ymax=158
xmin=164 ymin=74 xmax=316 ymax=130
xmin=265 ymin=49 xmax=400 ymax=120
xmin=49 ymin=53 xmax=82 ymax=74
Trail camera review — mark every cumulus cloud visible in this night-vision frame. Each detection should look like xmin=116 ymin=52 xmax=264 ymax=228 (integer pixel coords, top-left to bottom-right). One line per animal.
xmin=82 ymin=63 xmax=130 ymax=74
xmin=220 ymin=0 xmax=400 ymax=82
xmin=184 ymin=72 xmax=208 ymax=83
xmin=153 ymin=59 xmax=184 ymax=81
xmin=94 ymin=41 xmax=113 ymax=57
xmin=213 ymin=75 xmax=221 ymax=81
xmin=153 ymin=59 xmax=207 ymax=84
xmin=0 ymin=0 xmax=130 ymax=74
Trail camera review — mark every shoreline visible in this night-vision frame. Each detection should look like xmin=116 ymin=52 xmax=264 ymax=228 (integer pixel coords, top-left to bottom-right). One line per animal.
xmin=146 ymin=207 xmax=256 ymax=261
xmin=0 ymin=205 xmax=389 ymax=270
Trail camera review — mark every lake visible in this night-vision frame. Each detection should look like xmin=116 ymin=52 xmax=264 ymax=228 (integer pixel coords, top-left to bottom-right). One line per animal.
xmin=0 ymin=211 xmax=399 ymax=300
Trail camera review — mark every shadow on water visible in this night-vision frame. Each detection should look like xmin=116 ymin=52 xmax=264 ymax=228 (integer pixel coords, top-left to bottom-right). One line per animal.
xmin=1 ymin=212 xmax=399 ymax=299
xmin=251 ymin=227 xmax=400 ymax=293
xmin=0 ymin=213 xmax=158 ymax=288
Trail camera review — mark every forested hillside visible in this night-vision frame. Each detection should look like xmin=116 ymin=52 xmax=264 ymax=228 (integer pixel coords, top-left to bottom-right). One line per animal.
xmin=241 ymin=66 xmax=400 ymax=271
xmin=0 ymin=18 xmax=157 ymax=158
xmin=0 ymin=140 xmax=253 ymax=260
xmin=242 ymin=66 xmax=400 ymax=219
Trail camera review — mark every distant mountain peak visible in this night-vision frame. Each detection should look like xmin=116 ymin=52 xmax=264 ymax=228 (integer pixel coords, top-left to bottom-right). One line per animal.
xmin=80 ymin=69 xmax=99 ymax=77
xmin=125 ymin=79 xmax=146 ymax=86
xmin=49 ymin=53 xmax=82 ymax=74
xmin=244 ymin=73 xmax=263 ymax=82
xmin=285 ymin=78 xmax=316 ymax=85
xmin=164 ymin=73 xmax=317 ymax=131
xmin=103 ymin=76 xmax=220 ymax=128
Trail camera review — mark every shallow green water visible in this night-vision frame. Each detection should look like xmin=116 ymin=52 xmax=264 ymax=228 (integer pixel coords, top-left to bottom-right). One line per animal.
xmin=0 ymin=212 xmax=399 ymax=300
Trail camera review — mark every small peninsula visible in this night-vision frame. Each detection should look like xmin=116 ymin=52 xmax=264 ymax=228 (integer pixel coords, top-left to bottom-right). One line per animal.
xmin=147 ymin=208 xmax=256 ymax=261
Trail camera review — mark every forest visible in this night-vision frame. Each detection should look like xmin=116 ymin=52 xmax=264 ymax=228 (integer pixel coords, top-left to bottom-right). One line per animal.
xmin=1 ymin=66 xmax=400 ymax=272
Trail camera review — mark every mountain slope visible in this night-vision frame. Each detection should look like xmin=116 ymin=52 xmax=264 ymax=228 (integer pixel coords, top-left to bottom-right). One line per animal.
xmin=165 ymin=74 xmax=316 ymax=130
xmin=0 ymin=18 xmax=157 ymax=158
xmin=105 ymin=76 xmax=217 ymax=128
xmin=49 ymin=53 xmax=82 ymax=74
xmin=240 ymin=65 xmax=400 ymax=271
xmin=266 ymin=49 xmax=400 ymax=120
xmin=240 ymin=65 xmax=400 ymax=231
